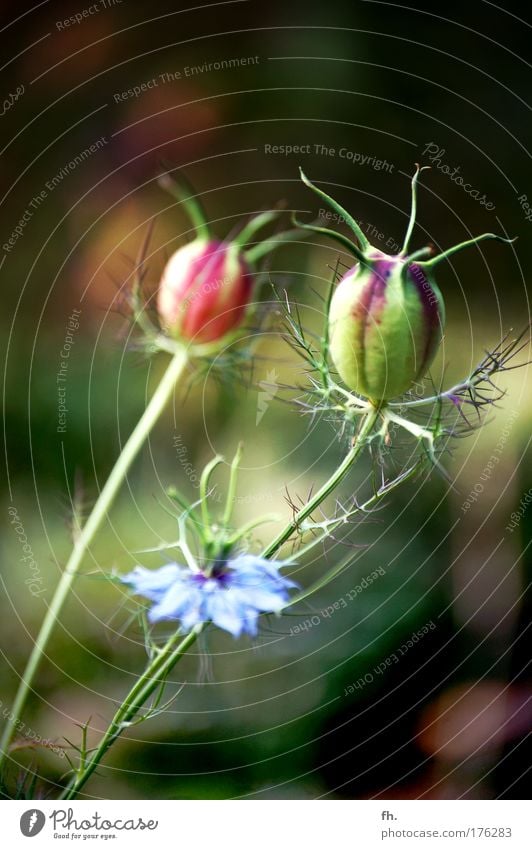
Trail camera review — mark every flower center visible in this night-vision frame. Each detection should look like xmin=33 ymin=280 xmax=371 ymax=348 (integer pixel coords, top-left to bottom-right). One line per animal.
xmin=194 ymin=561 xmax=231 ymax=586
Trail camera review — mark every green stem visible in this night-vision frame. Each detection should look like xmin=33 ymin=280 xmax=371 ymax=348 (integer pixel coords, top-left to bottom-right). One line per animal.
xmin=0 ymin=349 xmax=189 ymax=770
xmin=199 ymin=455 xmax=223 ymax=540
xmin=385 ymin=409 xmax=432 ymax=440
xmin=61 ymin=625 xmax=202 ymax=800
xmin=299 ymin=169 xmax=370 ymax=251
xmin=402 ymin=246 xmax=433 ymax=264
xmin=283 ymin=464 xmax=419 ymax=568
xmin=283 ymin=460 xmax=420 ymax=602
xmin=417 ymin=233 xmax=516 ymax=268
xmin=400 ymin=165 xmax=429 ymax=256
xmin=261 ymin=410 xmax=378 ymax=559
xmin=233 ymin=210 xmax=281 ymax=249
xmin=158 ymin=173 xmax=209 ymax=240
xmin=290 ymin=218 xmax=368 ymax=264
xmin=244 ymin=227 xmax=306 ymax=263
xmin=225 ymin=513 xmax=281 ymax=547
xmin=223 ymin=442 xmax=243 ymax=528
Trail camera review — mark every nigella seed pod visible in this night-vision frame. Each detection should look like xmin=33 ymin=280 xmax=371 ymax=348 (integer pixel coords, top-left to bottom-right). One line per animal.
xmin=299 ymin=166 xmax=515 ymax=402
xmin=156 ymin=172 xmax=302 ymax=346
xmin=157 ymin=239 xmax=252 ymax=344
xmin=328 ymin=251 xmax=445 ymax=400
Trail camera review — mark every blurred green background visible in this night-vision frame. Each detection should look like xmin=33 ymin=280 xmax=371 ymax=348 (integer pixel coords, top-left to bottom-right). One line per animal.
xmin=1 ymin=0 xmax=531 ymax=799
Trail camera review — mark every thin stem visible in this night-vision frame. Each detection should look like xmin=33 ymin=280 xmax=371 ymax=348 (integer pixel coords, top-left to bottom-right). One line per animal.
xmin=290 ymin=217 xmax=368 ymax=264
xmin=402 ymin=246 xmax=433 ymax=264
xmin=261 ymin=410 xmax=379 ymax=559
xmin=199 ymin=455 xmax=224 ymax=535
xmin=166 ymin=486 xmax=204 ymax=536
xmin=158 ymin=172 xmax=209 ymax=240
xmin=223 ymin=442 xmax=243 ymax=528
xmin=388 ymin=388 xmax=451 ymax=409
xmin=417 ymin=233 xmax=516 ymax=268
xmin=234 ymin=210 xmax=281 ymax=248
xmin=0 ymin=348 xmax=189 ymax=769
xmin=61 ymin=625 xmax=202 ymax=800
xmin=244 ymin=227 xmax=305 ymax=263
xmin=283 ymin=462 xmax=420 ymax=597
xmin=226 ymin=514 xmax=281 ymax=547
xmin=385 ymin=409 xmax=432 ymax=440
xmin=299 ymin=169 xmax=370 ymax=251
xmin=400 ymin=164 xmax=430 ymax=256
xmin=175 ymin=517 xmax=200 ymax=573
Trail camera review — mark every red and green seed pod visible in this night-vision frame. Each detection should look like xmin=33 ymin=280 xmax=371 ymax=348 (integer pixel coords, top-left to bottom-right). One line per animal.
xmin=158 ymin=239 xmax=252 ymax=344
xmin=329 ymin=251 xmax=445 ymax=400
xmin=157 ymin=173 xmax=298 ymax=346
xmin=299 ymin=167 xmax=514 ymax=403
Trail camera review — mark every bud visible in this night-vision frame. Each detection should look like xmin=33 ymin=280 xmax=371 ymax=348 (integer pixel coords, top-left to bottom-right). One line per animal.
xmin=157 ymin=239 xmax=252 ymax=344
xmin=299 ymin=167 xmax=515 ymax=402
xmin=156 ymin=173 xmax=301 ymax=346
xmin=329 ymin=250 xmax=444 ymax=400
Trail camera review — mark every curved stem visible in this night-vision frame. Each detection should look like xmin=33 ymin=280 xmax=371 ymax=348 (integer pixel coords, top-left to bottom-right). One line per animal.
xmin=226 ymin=514 xmax=281 ymax=547
xmin=282 ymin=460 xmax=420 ymax=600
xmin=157 ymin=172 xmax=209 ymax=240
xmin=400 ymin=164 xmax=430 ymax=256
xmin=199 ymin=455 xmax=224 ymax=538
xmin=402 ymin=246 xmax=433 ymax=264
xmin=223 ymin=442 xmax=243 ymax=528
xmin=417 ymin=233 xmax=516 ymax=268
xmin=244 ymin=227 xmax=306 ymax=263
xmin=290 ymin=217 xmax=368 ymax=264
xmin=299 ymin=169 xmax=370 ymax=251
xmin=0 ymin=349 xmax=189 ymax=769
xmin=261 ymin=410 xmax=379 ymax=559
xmin=234 ymin=210 xmax=281 ymax=248
xmin=61 ymin=625 xmax=202 ymax=800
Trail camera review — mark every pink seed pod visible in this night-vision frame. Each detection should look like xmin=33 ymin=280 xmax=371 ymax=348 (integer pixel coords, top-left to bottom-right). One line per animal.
xmin=157 ymin=239 xmax=253 ymax=344
xmin=155 ymin=173 xmax=299 ymax=346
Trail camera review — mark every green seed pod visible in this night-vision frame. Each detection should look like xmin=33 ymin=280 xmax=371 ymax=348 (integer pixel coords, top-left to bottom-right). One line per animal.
xmin=329 ymin=250 xmax=445 ymax=400
xmin=298 ymin=167 xmax=515 ymax=403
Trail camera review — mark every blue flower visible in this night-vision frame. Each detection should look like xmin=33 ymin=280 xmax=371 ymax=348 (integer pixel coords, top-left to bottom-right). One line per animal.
xmin=121 ymin=555 xmax=297 ymax=637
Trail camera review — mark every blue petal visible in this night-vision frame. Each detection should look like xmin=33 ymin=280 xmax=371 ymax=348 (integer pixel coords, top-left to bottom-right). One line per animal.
xmin=121 ymin=564 xmax=183 ymax=602
xmin=204 ymin=590 xmax=254 ymax=637
xmin=148 ymin=578 xmax=202 ymax=623
xmin=229 ymin=582 xmax=288 ymax=613
xmin=230 ymin=555 xmax=297 ymax=588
